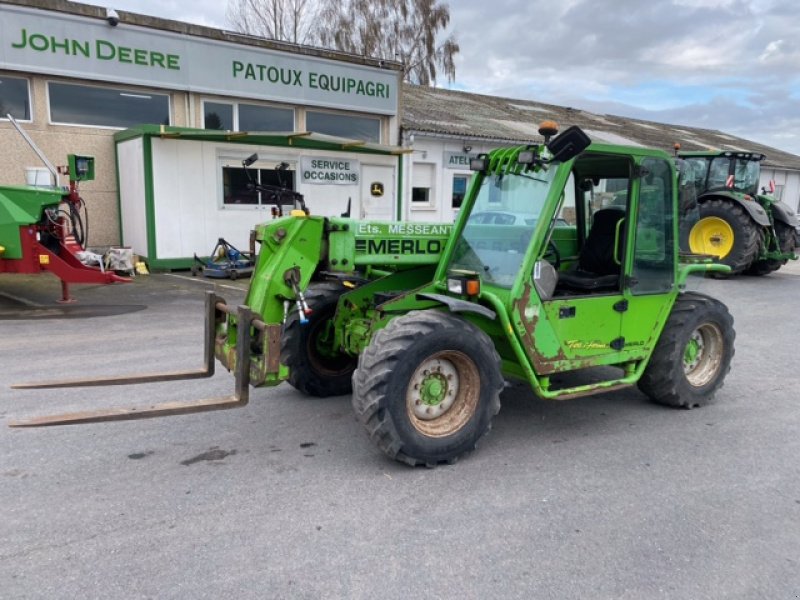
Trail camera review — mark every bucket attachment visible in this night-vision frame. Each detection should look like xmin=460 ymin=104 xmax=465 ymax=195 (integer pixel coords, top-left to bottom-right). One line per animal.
xmin=9 ymin=291 xmax=254 ymax=427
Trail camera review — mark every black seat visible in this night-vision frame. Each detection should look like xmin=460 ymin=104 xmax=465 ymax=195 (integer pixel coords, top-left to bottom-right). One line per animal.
xmin=557 ymin=207 xmax=625 ymax=292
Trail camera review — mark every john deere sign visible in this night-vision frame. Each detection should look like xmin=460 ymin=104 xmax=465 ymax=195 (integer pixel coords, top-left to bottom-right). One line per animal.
xmin=0 ymin=5 xmax=398 ymax=115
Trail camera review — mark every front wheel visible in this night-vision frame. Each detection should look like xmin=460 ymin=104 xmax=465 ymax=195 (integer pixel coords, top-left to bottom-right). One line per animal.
xmin=352 ymin=311 xmax=503 ymax=466
xmin=638 ymin=292 xmax=735 ymax=408
xmin=281 ymin=282 xmax=358 ymax=397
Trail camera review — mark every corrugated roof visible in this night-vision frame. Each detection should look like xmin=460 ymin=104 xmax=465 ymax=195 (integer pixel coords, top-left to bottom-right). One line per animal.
xmin=402 ymin=84 xmax=800 ymax=171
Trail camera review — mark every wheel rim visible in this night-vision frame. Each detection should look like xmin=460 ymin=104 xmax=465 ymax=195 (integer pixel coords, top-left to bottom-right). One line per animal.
xmin=406 ymin=351 xmax=480 ymax=438
xmin=683 ymin=322 xmax=724 ymax=387
xmin=689 ymin=217 xmax=734 ymax=259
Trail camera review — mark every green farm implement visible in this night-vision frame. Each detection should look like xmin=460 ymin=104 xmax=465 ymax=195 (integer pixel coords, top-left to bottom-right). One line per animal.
xmin=12 ymin=123 xmax=736 ymax=466
xmin=0 ymin=116 xmax=128 ymax=301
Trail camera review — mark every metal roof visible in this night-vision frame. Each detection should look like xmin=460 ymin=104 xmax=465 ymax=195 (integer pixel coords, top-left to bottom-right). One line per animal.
xmin=402 ymin=84 xmax=800 ymax=171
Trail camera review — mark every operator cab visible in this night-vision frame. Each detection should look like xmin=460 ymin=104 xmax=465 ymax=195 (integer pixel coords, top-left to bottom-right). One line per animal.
xmin=544 ymin=151 xmax=676 ymax=299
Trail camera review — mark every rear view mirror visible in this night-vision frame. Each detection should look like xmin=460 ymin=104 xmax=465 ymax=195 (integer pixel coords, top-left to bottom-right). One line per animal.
xmin=470 ymin=155 xmax=489 ymax=172
xmin=547 ymin=126 xmax=591 ymax=163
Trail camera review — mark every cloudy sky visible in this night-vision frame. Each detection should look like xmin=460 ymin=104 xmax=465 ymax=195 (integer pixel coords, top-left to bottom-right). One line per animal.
xmin=92 ymin=0 xmax=800 ymax=155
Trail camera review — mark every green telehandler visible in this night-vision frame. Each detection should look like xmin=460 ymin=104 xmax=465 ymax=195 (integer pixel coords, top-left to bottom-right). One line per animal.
xmin=11 ymin=123 xmax=736 ymax=467
xmin=678 ymin=149 xmax=798 ymax=276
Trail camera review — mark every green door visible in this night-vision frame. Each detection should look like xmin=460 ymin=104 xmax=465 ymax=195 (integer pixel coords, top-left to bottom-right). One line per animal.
xmin=518 ymin=154 xmax=676 ymax=375
xmin=618 ymin=156 xmax=677 ymax=360
xmin=523 ymin=158 xmax=631 ymax=374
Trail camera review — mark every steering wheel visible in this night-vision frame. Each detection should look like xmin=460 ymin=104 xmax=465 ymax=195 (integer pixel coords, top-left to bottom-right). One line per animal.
xmin=543 ymin=240 xmax=561 ymax=270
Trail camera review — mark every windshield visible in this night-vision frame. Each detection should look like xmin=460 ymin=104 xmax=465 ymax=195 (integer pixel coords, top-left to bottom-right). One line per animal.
xmin=448 ymin=166 xmax=558 ymax=287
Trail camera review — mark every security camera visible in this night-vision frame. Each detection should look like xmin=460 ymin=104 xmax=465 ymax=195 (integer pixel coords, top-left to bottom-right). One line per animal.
xmin=106 ymin=8 xmax=120 ymax=26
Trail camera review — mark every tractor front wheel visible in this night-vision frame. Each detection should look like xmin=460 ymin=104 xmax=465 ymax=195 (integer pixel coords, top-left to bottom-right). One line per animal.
xmin=638 ymin=292 xmax=734 ymax=408
xmin=352 ymin=311 xmax=503 ymax=466
xmin=685 ymin=199 xmax=760 ymax=276
xmin=281 ymin=282 xmax=357 ymax=397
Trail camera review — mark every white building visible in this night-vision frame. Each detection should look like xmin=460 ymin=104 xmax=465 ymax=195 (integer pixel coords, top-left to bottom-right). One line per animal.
xmin=401 ymin=84 xmax=800 ymax=223
xmin=0 ymin=0 xmax=403 ymax=267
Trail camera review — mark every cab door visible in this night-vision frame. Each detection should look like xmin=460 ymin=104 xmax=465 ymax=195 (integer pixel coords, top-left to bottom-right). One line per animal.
xmin=523 ymin=157 xmax=631 ymax=374
xmin=618 ymin=156 xmax=677 ymax=360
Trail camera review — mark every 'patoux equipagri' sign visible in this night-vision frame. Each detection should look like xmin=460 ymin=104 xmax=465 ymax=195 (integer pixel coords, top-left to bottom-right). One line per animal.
xmin=0 ymin=5 xmax=398 ymax=115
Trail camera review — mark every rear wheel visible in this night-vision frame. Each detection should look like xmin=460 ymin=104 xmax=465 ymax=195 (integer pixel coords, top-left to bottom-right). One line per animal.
xmin=747 ymin=221 xmax=797 ymax=275
xmin=686 ymin=199 xmax=760 ymax=276
xmin=352 ymin=311 xmax=503 ymax=466
xmin=281 ymin=282 xmax=357 ymax=397
xmin=638 ymin=292 xmax=734 ymax=408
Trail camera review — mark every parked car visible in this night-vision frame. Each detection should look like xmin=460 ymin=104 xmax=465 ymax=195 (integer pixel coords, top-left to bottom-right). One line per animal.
xmin=470 ymin=211 xmax=568 ymax=227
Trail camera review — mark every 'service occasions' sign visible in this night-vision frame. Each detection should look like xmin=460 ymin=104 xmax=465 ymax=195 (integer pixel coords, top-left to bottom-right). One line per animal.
xmin=300 ymin=157 xmax=360 ymax=185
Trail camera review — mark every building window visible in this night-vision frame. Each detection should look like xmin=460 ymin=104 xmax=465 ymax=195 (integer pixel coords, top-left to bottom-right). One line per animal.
xmin=222 ymin=164 xmax=296 ymax=208
xmin=48 ymin=82 xmax=170 ymax=128
xmin=0 ymin=76 xmax=31 ymax=121
xmin=411 ymin=163 xmax=434 ymax=206
xmin=412 ymin=187 xmax=430 ymax=203
xmin=204 ymin=102 xmax=233 ymax=130
xmin=306 ymin=110 xmax=380 ymax=142
xmin=203 ymin=101 xmax=294 ymax=131
xmin=239 ymin=103 xmax=293 ymax=131
xmin=452 ymin=175 xmax=469 ymax=209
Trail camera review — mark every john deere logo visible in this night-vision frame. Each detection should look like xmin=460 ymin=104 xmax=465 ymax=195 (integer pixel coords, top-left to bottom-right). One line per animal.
xmin=370 ymin=182 xmax=384 ymax=197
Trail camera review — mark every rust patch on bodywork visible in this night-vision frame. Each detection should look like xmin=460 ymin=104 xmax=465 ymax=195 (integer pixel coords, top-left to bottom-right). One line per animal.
xmin=514 ymin=283 xmax=568 ymax=375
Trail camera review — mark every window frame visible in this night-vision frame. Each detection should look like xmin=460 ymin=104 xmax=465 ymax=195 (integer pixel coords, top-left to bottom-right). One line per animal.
xmin=217 ymin=154 xmax=298 ymax=211
xmin=0 ymin=75 xmax=33 ymax=123
xmin=304 ymin=108 xmax=382 ymax=143
xmin=46 ymin=80 xmax=171 ymax=130
xmin=202 ymin=99 xmax=235 ymax=131
xmin=410 ymin=162 xmax=436 ymax=209
xmin=451 ymin=173 xmax=470 ymax=210
xmin=202 ymin=98 xmax=296 ymax=132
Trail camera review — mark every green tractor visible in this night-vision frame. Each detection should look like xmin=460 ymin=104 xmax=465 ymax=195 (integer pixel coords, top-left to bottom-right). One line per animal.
xmin=12 ymin=124 xmax=737 ymax=467
xmin=678 ymin=149 xmax=798 ymax=276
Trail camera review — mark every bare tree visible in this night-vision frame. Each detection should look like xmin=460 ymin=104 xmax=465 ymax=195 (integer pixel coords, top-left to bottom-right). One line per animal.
xmin=226 ymin=0 xmax=459 ymax=85
xmin=226 ymin=0 xmax=319 ymax=45
xmin=317 ymin=0 xmax=459 ymax=85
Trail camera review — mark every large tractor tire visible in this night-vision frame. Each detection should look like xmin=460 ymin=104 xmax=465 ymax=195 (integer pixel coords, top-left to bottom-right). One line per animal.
xmin=685 ymin=199 xmax=760 ymax=276
xmin=638 ymin=292 xmax=734 ymax=409
xmin=352 ymin=310 xmax=503 ymax=467
xmin=747 ymin=221 xmax=797 ymax=276
xmin=281 ymin=282 xmax=357 ymax=397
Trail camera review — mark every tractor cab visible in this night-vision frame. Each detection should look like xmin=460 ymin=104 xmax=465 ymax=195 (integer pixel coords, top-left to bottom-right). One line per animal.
xmin=442 ymin=126 xmax=713 ymax=384
xmin=679 ymin=150 xmax=763 ymax=197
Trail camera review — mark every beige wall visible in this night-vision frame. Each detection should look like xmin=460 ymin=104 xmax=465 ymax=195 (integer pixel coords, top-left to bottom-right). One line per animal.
xmin=0 ymin=72 xmax=190 ymax=247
